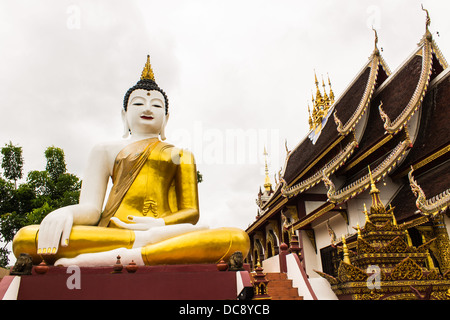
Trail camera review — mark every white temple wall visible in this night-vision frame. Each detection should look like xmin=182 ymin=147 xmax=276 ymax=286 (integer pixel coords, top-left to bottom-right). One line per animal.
xmin=306 ymin=214 xmax=348 ymax=277
xmin=300 ymin=229 xmax=319 ymax=277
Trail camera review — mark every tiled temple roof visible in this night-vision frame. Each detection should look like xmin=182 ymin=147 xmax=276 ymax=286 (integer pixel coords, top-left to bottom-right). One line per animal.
xmin=247 ymin=15 xmax=448 ymax=233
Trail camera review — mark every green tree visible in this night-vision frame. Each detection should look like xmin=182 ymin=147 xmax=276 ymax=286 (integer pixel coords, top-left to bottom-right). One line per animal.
xmin=1 ymin=142 xmax=24 ymax=189
xmin=0 ymin=144 xmax=81 ymax=267
xmin=45 ymin=146 xmax=67 ymax=181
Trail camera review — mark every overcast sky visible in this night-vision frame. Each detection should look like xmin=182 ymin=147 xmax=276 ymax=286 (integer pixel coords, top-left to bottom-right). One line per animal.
xmin=1 ymin=0 xmax=449 ymax=254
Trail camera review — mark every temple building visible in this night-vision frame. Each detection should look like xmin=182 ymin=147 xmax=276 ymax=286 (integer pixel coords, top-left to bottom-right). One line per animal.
xmin=246 ymin=9 xmax=450 ymax=300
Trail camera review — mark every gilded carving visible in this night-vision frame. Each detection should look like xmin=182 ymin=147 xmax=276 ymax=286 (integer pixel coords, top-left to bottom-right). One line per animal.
xmin=315 ymin=159 xmax=450 ymax=299
xmin=337 ymin=261 xmax=368 ymax=283
xmin=390 ymin=257 xmax=423 ymax=281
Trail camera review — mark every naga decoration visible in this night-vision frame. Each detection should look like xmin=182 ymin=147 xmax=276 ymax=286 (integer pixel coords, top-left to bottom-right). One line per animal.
xmin=333 ymin=28 xmax=389 ymax=136
xmin=378 ymin=6 xmax=434 ymax=134
xmin=408 ymin=167 xmax=450 ymax=217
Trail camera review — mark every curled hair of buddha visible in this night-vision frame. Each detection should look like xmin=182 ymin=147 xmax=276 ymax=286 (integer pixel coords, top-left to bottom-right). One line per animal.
xmin=123 ymin=79 xmax=169 ymax=114
xmin=123 ymin=55 xmax=169 ymax=114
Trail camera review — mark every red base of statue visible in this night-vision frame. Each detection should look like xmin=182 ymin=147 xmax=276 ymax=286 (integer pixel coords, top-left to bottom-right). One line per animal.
xmin=0 ymin=264 xmax=253 ymax=300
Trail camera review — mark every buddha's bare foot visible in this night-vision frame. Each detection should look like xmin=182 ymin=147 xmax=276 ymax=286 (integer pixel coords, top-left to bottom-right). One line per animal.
xmin=54 ymin=248 xmax=143 ymax=267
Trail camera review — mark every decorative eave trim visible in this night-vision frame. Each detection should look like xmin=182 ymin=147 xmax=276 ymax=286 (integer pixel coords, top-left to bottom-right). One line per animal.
xmin=323 ymin=138 xmax=411 ymax=204
xmin=408 ymin=167 xmax=450 ymax=216
xmin=260 ymin=135 xmax=346 ymax=212
xmin=394 ymin=143 xmax=450 ymax=179
xmin=287 ymin=202 xmax=336 ymax=231
xmin=431 ymin=38 xmax=448 ymax=69
xmin=280 ymin=136 xmax=359 ymax=198
xmin=333 ymin=52 xmax=381 ymax=136
xmin=246 ymin=197 xmax=288 ymax=234
xmin=378 ymin=35 xmax=433 ymax=135
xmin=341 ymin=134 xmax=393 ymax=174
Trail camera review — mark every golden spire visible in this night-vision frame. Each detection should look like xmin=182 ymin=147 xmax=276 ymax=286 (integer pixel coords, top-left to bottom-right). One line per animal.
xmin=342 ymin=235 xmax=351 ymax=264
xmin=364 ymin=203 xmax=370 ymax=223
xmin=368 ymin=166 xmax=379 ymax=194
xmin=357 ymin=223 xmax=362 ymax=238
xmin=140 ymin=55 xmax=155 ymax=81
xmin=390 ymin=204 xmax=397 ymax=226
xmin=263 ymin=146 xmax=272 ymax=192
xmin=308 ymin=103 xmax=313 ymax=130
xmin=405 ymin=230 xmax=413 ymax=247
xmin=314 ymin=70 xmax=323 ymax=105
xmin=368 ymin=166 xmax=386 ymax=214
xmin=322 ymin=75 xmax=330 ymax=105
xmin=327 ymin=73 xmax=335 ymax=103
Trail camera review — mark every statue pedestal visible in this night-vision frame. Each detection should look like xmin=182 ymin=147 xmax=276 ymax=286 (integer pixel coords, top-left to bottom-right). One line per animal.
xmin=0 ymin=264 xmax=253 ymax=300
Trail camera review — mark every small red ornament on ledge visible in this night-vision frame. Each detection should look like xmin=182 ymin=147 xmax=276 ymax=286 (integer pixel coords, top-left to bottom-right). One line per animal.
xmin=112 ymin=255 xmax=123 ymax=273
xmin=34 ymin=260 xmax=49 ymax=275
xmin=126 ymin=260 xmax=138 ymax=273
xmin=217 ymin=260 xmax=228 ymax=271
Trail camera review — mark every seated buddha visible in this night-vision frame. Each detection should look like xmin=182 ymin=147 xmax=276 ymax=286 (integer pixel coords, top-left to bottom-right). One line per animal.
xmin=12 ymin=56 xmax=250 ymax=267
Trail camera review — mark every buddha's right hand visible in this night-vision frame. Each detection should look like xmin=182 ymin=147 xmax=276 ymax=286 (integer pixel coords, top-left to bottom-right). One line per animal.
xmin=37 ymin=208 xmax=73 ymax=255
xmin=110 ymin=216 xmax=165 ymax=230
xmin=110 ymin=216 xmax=208 ymax=248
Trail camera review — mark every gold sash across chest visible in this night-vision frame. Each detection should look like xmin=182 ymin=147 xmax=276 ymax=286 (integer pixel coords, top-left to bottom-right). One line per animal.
xmin=98 ymin=138 xmax=161 ymax=227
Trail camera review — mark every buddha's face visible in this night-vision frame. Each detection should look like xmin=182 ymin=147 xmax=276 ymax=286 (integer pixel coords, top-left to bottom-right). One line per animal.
xmin=123 ymin=89 xmax=168 ymax=138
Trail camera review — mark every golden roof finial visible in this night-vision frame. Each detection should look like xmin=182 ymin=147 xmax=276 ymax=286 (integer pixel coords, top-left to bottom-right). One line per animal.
xmin=368 ymin=166 xmax=379 ymax=194
xmin=327 ymin=73 xmax=335 ymax=103
xmin=372 ymin=26 xmax=380 ymax=55
xmin=140 ymin=55 xmax=155 ymax=81
xmin=364 ymin=203 xmax=370 ymax=223
xmin=322 ymin=75 xmax=330 ymax=104
xmin=421 ymin=4 xmax=431 ymax=33
xmin=314 ymin=70 xmax=323 ymax=104
xmin=368 ymin=166 xmax=386 ymax=214
xmin=263 ymin=146 xmax=272 ymax=191
xmin=342 ymin=235 xmax=351 ymax=264
xmin=392 ymin=211 xmax=397 ymax=226
xmin=405 ymin=229 xmax=413 ymax=246
xmin=357 ymin=223 xmax=362 ymax=238
xmin=308 ymin=103 xmax=313 ymax=129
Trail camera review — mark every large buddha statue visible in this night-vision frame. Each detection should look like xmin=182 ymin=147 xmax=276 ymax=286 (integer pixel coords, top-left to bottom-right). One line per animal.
xmin=12 ymin=56 xmax=250 ymax=267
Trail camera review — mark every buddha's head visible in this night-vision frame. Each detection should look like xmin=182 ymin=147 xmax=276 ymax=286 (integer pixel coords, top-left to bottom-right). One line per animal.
xmin=122 ymin=55 xmax=169 ymax=140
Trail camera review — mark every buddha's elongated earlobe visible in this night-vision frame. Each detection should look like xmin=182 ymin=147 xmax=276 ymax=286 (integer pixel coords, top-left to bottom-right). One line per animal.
xmin=122 ymin=109 xmax=131 ymax=138
xmin=160 ymin=113 xmax=169 ymax=141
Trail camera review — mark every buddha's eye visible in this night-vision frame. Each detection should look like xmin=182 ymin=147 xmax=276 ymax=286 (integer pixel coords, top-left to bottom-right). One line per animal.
xmin=133 ymin=102 xmax=144 ymax=106
xmin=152 ymin=104 xmax=162 ymax=108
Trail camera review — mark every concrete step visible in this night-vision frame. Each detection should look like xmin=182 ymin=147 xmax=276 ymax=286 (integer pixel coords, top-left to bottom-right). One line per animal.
xmin=253 ymin=272 xmax=303 ymax=300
